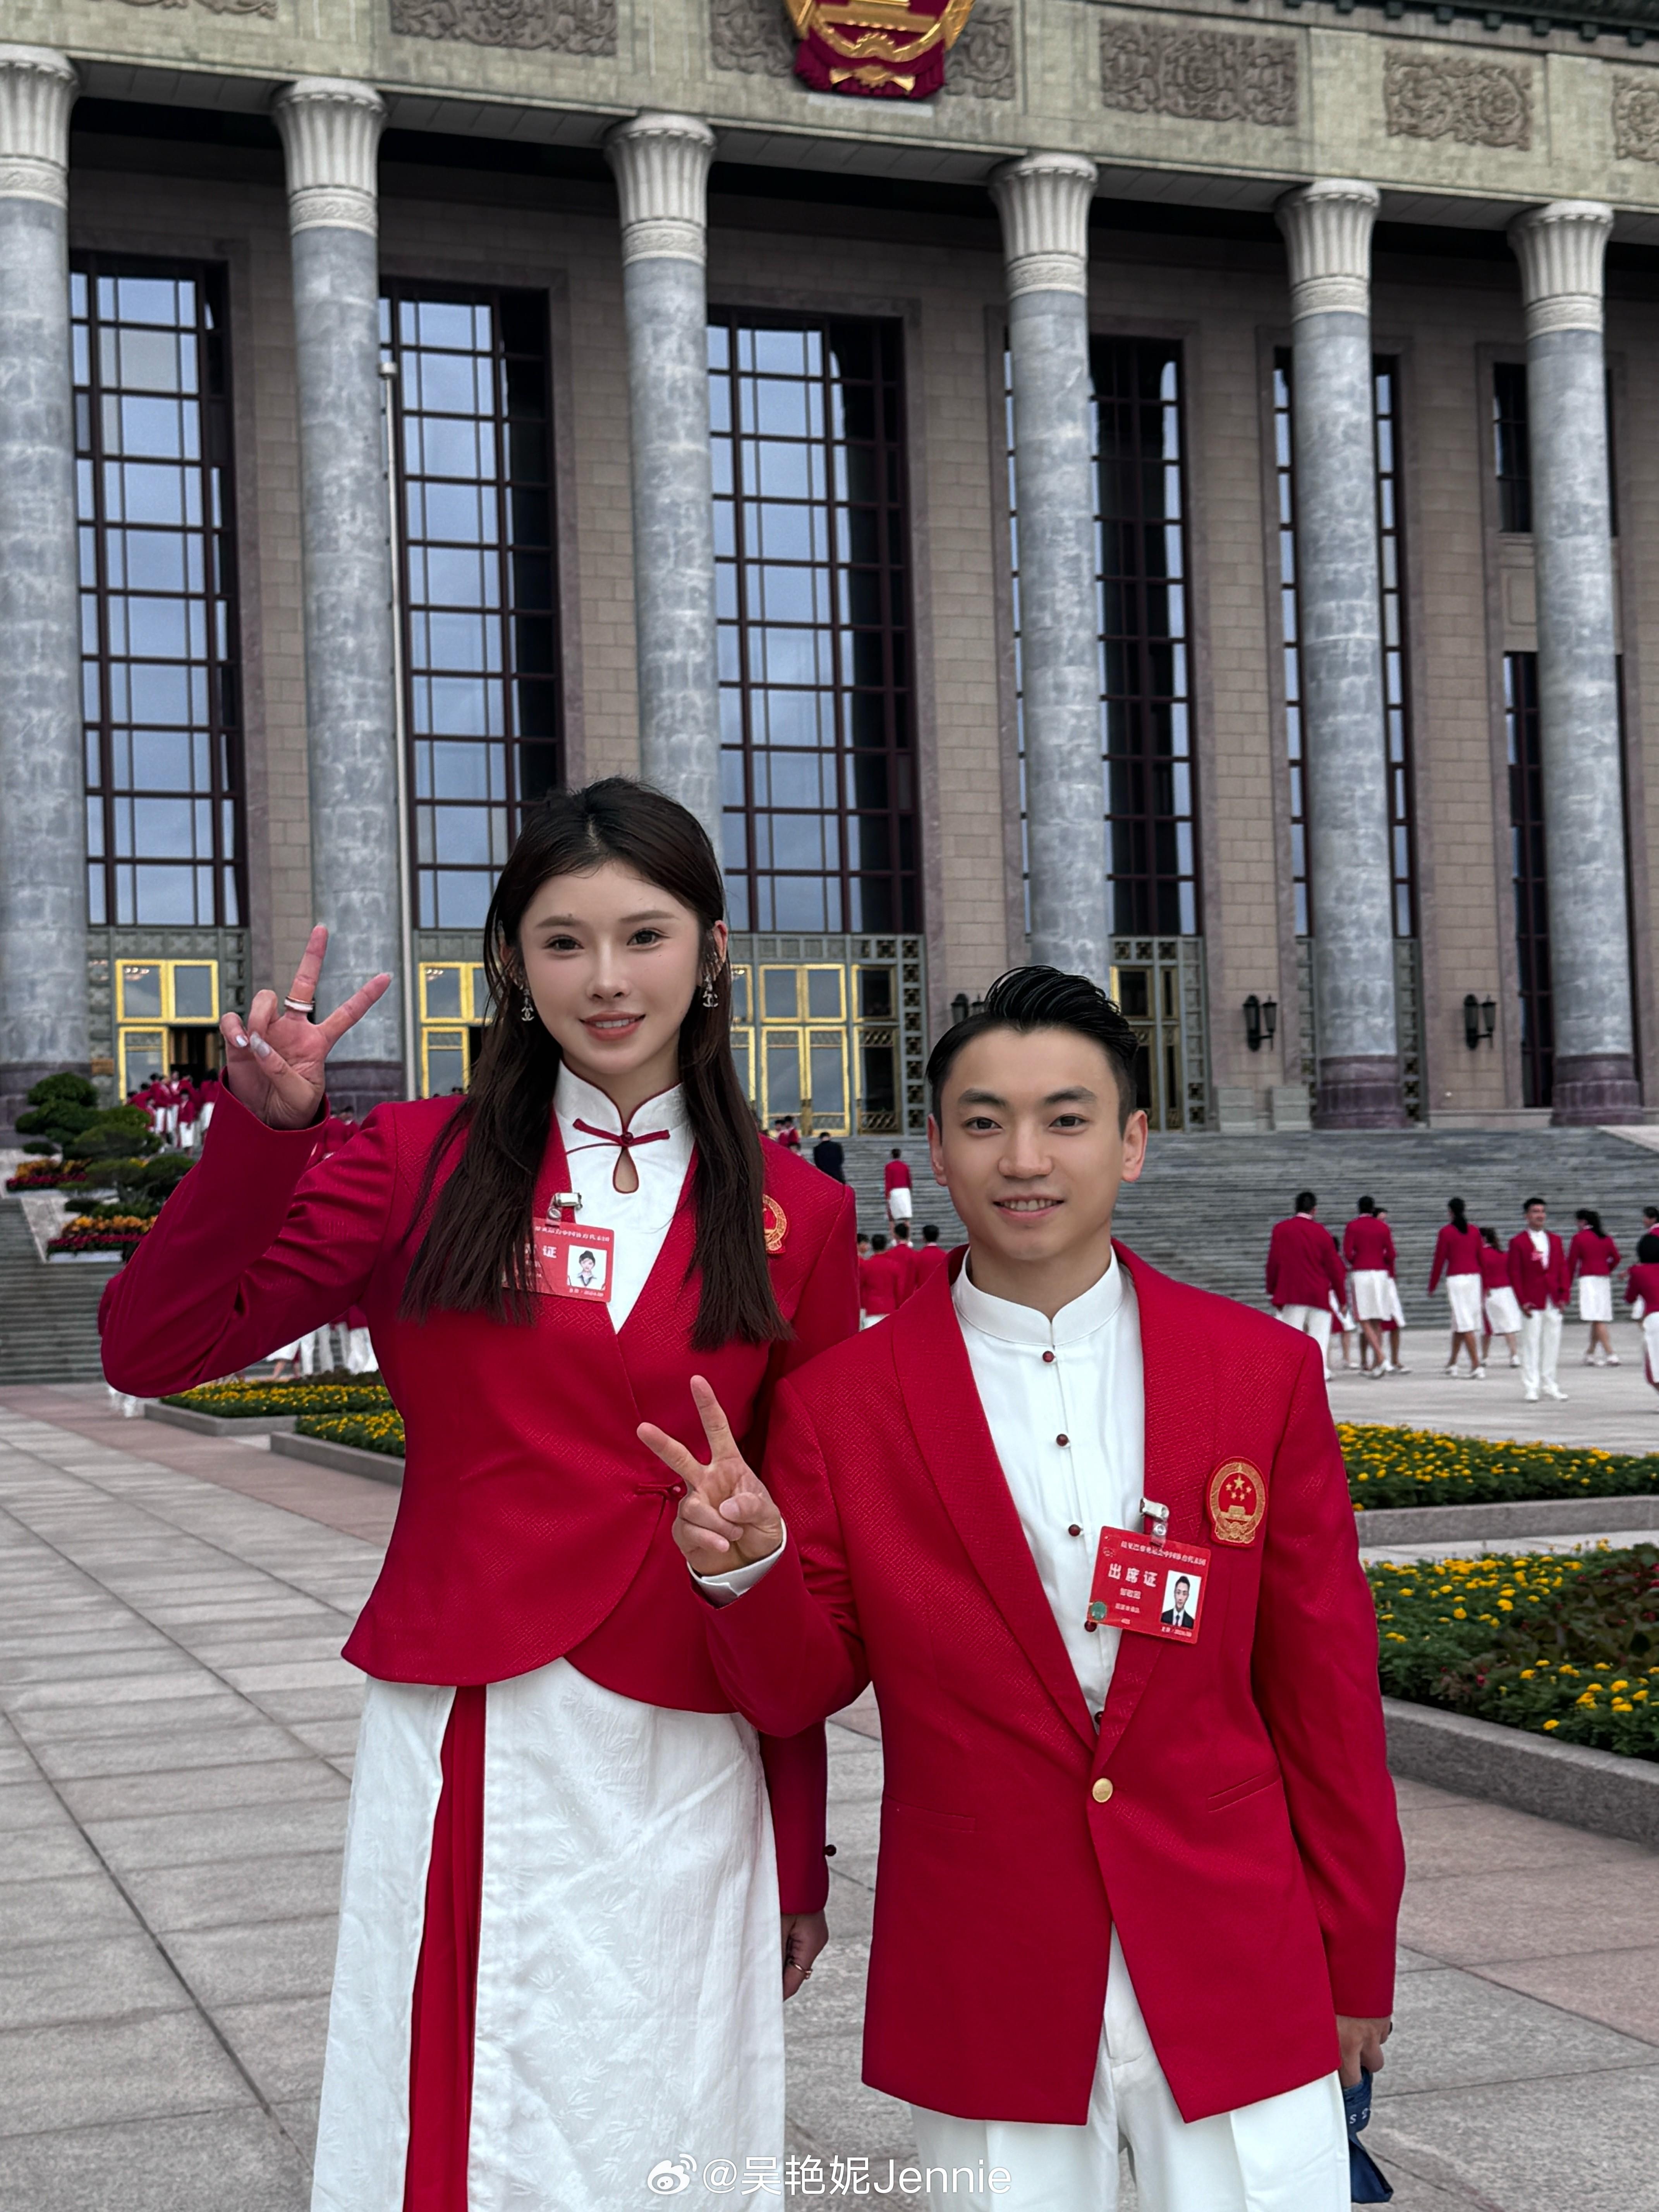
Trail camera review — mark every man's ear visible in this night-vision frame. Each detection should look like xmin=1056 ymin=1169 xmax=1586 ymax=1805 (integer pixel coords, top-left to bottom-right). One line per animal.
xmin=927 ymin=1111 xmax=949 ymax=1187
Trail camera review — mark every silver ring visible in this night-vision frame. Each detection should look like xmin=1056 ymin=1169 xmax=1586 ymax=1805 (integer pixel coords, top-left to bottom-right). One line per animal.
xmin=284 ymin=998 xmax=316 ymax=1015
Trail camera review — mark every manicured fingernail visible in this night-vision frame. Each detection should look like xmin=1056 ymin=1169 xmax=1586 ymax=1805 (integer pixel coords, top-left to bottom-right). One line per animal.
xmin=251 ymin=1036 xmax=271 ymax=1058
xmin=233 ymin=1034 xmax=248 ymax=1049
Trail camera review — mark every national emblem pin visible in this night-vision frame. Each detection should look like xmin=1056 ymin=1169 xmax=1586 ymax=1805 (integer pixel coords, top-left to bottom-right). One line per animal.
xmin=763 ymin=1195 xmax=788 ymax=1255
xmin=1206 ymin=1458 xmax=1267 ymax=1546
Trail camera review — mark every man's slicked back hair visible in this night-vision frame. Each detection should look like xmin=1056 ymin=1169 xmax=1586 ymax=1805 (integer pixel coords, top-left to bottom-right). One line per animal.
xmin=926 ymin=966 xmax=1141 ymax=1128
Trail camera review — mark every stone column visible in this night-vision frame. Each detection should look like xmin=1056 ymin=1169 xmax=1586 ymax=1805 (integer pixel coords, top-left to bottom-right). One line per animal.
xmin=272 ymin=78 xmax=404 ymax=1113
xmin=0 ymin=48 xmax=84 ymax=1127
xmin=1274 ymin=179 xmax=1405 ymax=1128
xmin=990 ymin=151 xmax=1108 ymax=983
xmin=603 ymin=113 xmax=721 ymax=855
xmin=1507 ymin=201 xmax=1637 ymax=1123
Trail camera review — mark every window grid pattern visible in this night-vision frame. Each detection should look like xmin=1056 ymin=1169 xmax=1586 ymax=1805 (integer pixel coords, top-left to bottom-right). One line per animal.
xmin=1273 ymin=354 xmax=1309 ymax=936
xmin=1095 ymin=339 xmax=1198 ymax=937
xmin=381 ymin=288 xmax=560 ymax=931
xmin=710 ymin=314 xmax=917 ymax=936
xmin=1505 ymin=651 xmax=1553 ymax=1109
xmin=1493 ymin=362 xmax=1531 ymax=535
xmin=74 ymin=264 xmax=244 ymax=930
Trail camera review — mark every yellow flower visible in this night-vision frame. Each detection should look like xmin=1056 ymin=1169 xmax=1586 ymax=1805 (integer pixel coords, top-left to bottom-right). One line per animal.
xmin=1453 ymin=1608 xmax=1467 ymax=1620
xmin=1542 ymin=1719 xmax=1560 ymax=1730
xmin=1520 ymin=1668 xmax=1536 ymax=1679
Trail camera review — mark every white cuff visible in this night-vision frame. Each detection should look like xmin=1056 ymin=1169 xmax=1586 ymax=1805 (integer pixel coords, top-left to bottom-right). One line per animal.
xmin=693 ymin=1525 xmax=788 ymax=1607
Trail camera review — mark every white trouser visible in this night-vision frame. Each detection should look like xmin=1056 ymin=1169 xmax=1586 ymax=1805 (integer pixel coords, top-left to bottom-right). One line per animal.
xmin=344 ymin=1326 xmax=376 ymax=1374
xmin=1643 ymin=1310 xmax=1659 ymax=1387
xmin=1274 ymin=1305 xmax=1332 ymax=1362
xmin=912 ymin=1932 xmax=1347 ymax=2212
xmin=1519 ymin=1304 xmax=1563 ymax=1394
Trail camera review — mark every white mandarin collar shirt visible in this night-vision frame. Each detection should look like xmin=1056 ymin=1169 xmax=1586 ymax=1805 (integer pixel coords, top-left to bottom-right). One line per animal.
xmin=553 ymin=1068 xmax=692 ymax=1331
xmin=1528 ymin=1228 xmax=1549 ymax=1256
xmin=952 ymin=1254 xmax=1146 ymax=1722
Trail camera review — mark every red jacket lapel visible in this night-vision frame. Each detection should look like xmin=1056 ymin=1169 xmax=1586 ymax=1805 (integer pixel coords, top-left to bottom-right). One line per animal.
xmin=891 ymin=1271 xmax=1096 ymax=1751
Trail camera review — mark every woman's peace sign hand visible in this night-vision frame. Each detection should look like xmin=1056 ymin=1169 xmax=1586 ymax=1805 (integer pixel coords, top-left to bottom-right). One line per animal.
xmin=217 ymin=925 xmax=391 ymax=1130
xmin=638 ymin=1376 xmax=785 ymax=1579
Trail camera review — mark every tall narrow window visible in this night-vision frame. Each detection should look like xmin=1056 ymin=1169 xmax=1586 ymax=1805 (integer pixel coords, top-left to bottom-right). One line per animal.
xmin=1272 ymin=352 xmax=1307 ymax=936
xmin=1493 ymin=362 xmax=1531 ymax=534
xmin=381 ymin=288 xmax=560 ymax=930
xmin=1094 ymin=339 xmax=1197 ymax=936
xmin=1505 ymin=651 xmax=1552 ymax=1108
xmin=710 ymin=314 xmax=917 ymax=935
xmin=75 ymin=263 xmax=244 ymax=929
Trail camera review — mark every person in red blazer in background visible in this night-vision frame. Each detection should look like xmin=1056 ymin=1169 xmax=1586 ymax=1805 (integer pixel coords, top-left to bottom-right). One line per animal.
xmin=858 ymin=1232 xmax=906 ymax=1326
xmin=99 ymin=781 xmax=858 ymax=2212
xmin=1508 ymin=1197 xmax=1572 ymax=1403
xmin=1623 ymin=1230 xmax=1659 ymax=1391
xmin=888 ymin=1218 xmax=921 ymax=1301
xmin=1568 ymin=1207 xmax=1621 ymax=1367
xmin=913 ymin=1219 xmax=950 ymax=1288
xmin=1342 ymin=1197 xmax=1398 ymax=1377
xmin=1427 ymin=1196 xmax=1487 ymax=1379
xmin=645 ymin=967 xmax=1401 ymax=2212
xmin=1264 ymin=1190 xmax=1346 ymax=1371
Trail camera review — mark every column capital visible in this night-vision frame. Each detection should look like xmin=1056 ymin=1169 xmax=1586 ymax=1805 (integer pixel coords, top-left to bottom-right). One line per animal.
xmin=271 ymin=77 xmax=385 ymax=237
xmin=1508 ymin=199 xmax=1612 ymax=337
xmin=989 ymin=151 xmax=1097 ymax=298
xmin=604 ymin=112 xmax=716 ymax=266
xmin=1274 ymin=178 xmax=1379 ymax=320
xmin=0 ymin=46 xmax=78 ymax=210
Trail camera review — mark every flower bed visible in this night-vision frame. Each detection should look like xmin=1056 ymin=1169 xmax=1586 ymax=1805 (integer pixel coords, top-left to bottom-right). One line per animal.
xmin=1371 ymin=1546 xmax=1659 ymax=1761
xmin=5 ymin=1160 xmax=90 ymax=1192
xmin=297 ymin=1408 xmax=405 ymax=1458
xmin=47 ymin=1214 xmax=152 ymax=1255
xmin=1342 ymin=1423 xmax=1659 ymax=1513
xmin=162 ymin=1377 xmax=390 ymax=1419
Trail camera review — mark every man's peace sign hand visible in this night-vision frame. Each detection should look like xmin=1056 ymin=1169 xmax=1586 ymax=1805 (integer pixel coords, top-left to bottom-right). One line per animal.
xmin=638 ymin=1376 xmax=785 ymax=1579
xmin=218 ymin=925 xmax=391 ymax=1130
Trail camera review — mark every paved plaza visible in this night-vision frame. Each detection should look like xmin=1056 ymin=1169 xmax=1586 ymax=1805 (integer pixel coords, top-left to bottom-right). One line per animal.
xmin=0 ymin=1385 xmax=1655 ymax=2210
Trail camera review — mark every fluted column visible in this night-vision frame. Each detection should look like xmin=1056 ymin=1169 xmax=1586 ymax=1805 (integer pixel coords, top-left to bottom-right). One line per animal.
xmin=1274 ymin=179 xmax=1404 ymax=1128
xmin=272 ymin=78 xmax=404 ymax=1113
xmin=991 ymin=151 xmax=1106 ymax=982
xmin=1508 ymin=201 xmax=1637 ymax=1123
xmin=604 ymin=113 xmax=721 ymax=853
xmin=0 ymin=48 xmax=83 ymax=1127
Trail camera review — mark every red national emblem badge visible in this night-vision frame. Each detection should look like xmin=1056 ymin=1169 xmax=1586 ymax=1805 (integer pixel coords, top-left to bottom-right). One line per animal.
xmin=763 ymin=1194 xmax=788 ymax=1255
xmin=785 ymin=0 xmax=976 ymax=99
xmin=1207 ymin=1458 xmax=1267 ymax=1546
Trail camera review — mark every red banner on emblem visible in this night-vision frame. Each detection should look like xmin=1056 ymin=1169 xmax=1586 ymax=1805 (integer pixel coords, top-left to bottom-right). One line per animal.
xmin=786 ymin=0 xmax=975 ymax=99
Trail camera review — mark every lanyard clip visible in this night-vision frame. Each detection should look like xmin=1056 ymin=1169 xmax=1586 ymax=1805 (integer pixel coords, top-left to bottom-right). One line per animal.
xmin=1139 ymin=1496 xmax=1170 ymax=1546
xmin=549 ymin=1189 xmax=582 ymax=1225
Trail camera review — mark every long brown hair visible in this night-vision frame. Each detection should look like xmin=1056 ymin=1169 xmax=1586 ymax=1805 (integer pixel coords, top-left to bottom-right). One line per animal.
xmin=400 ymin=778 xmax=786 ymax=1350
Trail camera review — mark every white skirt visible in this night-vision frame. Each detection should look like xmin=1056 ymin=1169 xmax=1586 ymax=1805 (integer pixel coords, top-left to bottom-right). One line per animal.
xmin=1446 ymin=1273 xmax=1483 ymax=1333
xmin=887 ymin=1185 xmax=913 ymax=1221
xmin=1486 ymin=1286 xmax=1523 ymax=1335
xmin=1351 ymin=1269 xmax=1391 ymax=1322
xmin=312 ymin=1658 xmax=785 ymax=2212
xmin=1578 ymin=1275 xmax=1614 ymax=1323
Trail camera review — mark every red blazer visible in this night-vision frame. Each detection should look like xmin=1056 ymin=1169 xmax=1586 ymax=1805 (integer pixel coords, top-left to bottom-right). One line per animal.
xmin=1625 ymin=1261 xmax=1659 ymax=1311
xmin=912 ymin=1243 xmax=950 ymax=1288
xmin=99 ymin=1088 xmax=859 ymax=1913
xmin=1342 ymin=1216 xmax=1395 ymax=1273
xmin=705 ymin=1249 xmax=1402 ymax=2126
xmin=1480 ymin=1246 xmax=1511 ymax=1293
xmin=1568 ymin=1228 xmax=1621 ymax=1281
xmin=859 ymin=1248 xmax=907 ymax=1316
xmin=1427 ymin=1222 xmax=1485 ymax=1293
xmin=1507 ymin=1230 xmax=1570 ymax=1311
xmin=883 ymin=1159 xmax=912 ymax=1194
xmin=1264 ymin=1214 xmax=1346 ymax=1310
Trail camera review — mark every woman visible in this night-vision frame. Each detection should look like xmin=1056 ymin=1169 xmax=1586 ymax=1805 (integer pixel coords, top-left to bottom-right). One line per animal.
xmin=1569 ymin=1207 xmax=1621 ymax=1366
xmin=1428 ymin=1196 xmax=1486 ymax=1379
xmin=101 ymin=780 xmax=858 ymax=2212
xmin=1479 ymin=1224 xmax=1522 ymax=1369
xmin=1623 ymin=1231 xmax=1659 ymax=1394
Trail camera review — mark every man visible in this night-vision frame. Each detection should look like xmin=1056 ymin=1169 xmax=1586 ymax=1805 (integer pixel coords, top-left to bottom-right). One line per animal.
xmin=858 ymin=1232 xmax=904 ymax=1329
xmin=812 ymin=1130 xmax=845 ymax=1184
xmin=1265 ymin=1191 xmax=1346 ymax=1369
xmin=774 ymin=1116 xmax=802 ymax=1152
xmin=1342 ymin=1197 xmax=1396 ymax=1377
xmin=1160 ymin=1574 xmax=1197 ymax=1631
xmin=884 ymin=1146 xmax=913 ymax=1227
xmin=1508 ymin=1197 xmax=1571 ymax=1403
xmin=888 ymin=1219 xmax=920 ymax=1303
xmin=914 ymin=1221 xmax=949 ymax=1287
xmin=644 ymin=966 xmax=1401 ymax=2212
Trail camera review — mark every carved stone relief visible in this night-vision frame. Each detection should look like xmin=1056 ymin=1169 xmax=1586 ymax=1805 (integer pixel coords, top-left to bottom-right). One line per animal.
xmin=1383 ymin=53 xmax=1531 ymax=150
xmin=103 ymin=0 xmax=276 ymax=12
xmin=1099 ymin=22 xmax=1296 ymax=130
xmin=390 ymin=0 xmax=617 ymax=55
xmin=1613 ymin=75 xmax=1659 ymax=162
xmin=709 ymin=0 xmax=795 ymax=77
xmin=943 ymin=1 xmax=1015 ymax=99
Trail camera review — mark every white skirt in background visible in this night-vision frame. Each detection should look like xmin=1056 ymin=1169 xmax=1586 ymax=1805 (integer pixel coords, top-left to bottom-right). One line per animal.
xmin=1486 ymin=1286 xmax=1523 ymax=1336
xmin=887 ymin=1185 xmax=913 ymax=1222
xmin=1351 ymin=1270 xmax=1391 ymax=1322
xmin=1644 ymin=1310 xmax=1659 ymax=1382
xmin=1446 ymin=1274 xmax=1483 ymax=1333
xmin=311 ymin=1659 xmax=785 ymax=2212
xmin=1578 ymin=1275 xmax=1614 ymax=1324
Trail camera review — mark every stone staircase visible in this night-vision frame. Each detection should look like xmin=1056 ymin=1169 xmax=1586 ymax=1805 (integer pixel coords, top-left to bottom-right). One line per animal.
xmin=0 ymin=1204 xmax=113 ymax=1384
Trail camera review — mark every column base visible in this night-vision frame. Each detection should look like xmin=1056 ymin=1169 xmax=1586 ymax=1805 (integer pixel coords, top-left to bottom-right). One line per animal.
xmin=1313 ymin=1055 xmax=1409 ymax=1130
xmin=1 ymin=1059 xmax=88 ymax=1137
xmin=325 ymin=1060 xmax=409 ymax=1121
xmin=1549 ymin=1054 xmax=1641 ymax=1127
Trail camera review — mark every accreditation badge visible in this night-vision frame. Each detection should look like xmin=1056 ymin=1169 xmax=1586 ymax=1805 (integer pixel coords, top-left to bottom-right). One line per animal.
xmin=535 ymin=1219 xmax=616 ymax=1304
xmin=1086 ymin=1528 xmax=1211 ymax=1645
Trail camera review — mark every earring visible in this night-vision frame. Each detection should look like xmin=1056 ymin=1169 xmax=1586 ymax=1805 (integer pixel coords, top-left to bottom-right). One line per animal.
xmin=520 ymin=987 xmax=536 ymax=1023
xmin=701 ymin=973 xmax=719 ymax=1010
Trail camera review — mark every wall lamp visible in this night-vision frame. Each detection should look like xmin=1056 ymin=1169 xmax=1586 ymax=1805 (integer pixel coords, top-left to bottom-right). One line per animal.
xmin=1463 ymin=993 xmax=1497 ymax=1049
xmin=950 ymin=993 xmax=986 ymax=1027
xmin=1243 ymin=994 xmax=1278 ymax=1052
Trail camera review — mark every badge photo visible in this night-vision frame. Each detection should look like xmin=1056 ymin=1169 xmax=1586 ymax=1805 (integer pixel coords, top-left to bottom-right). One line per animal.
xmin=535 ymin=1218 xmax=615 ymax=1304
xmin=1207 ymin=1457 xmax=1267 ymax=1546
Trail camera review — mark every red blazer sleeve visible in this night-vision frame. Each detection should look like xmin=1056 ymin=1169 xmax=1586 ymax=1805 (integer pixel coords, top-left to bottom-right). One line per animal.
xmin=1607 ymin=1237 xmax=1622 ymax=1272
xmin=1506 ymin=1235 xmax=1526 ymax=1297
xmin=1264 ymin=1224 xmax=1282 ymax=1304
xmin=1426 ymin=1225 xmax=1448 ymax=1295
xmin=1567 ymin=1231 xmax=1585 ymax=1284
xmin=99 ymin=1087 xmax=399 ymax=1396
xmin=1251 ymin=1345 xmax=1405 ymax=2020
xmin=1326 ymin=1236 xmax=1347 ymax=1301
xmin=1341 ymin=1224 xmax=1357 ymax=1269
xmin=759 ymin=1726 xmax=830 ymax=1915
xmin=1381 ymin=1224 xmax=1396 ymax=1273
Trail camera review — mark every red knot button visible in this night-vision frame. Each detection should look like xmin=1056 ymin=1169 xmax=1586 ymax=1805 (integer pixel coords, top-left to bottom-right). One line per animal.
xmin=1068 ymin=1524 xmax=1082 ymax=1537
xmin=1042 ymin=1350 xmax=1056 ymax=1363
xmin=1056 ymin=1434 xmax=1070 ymax=1447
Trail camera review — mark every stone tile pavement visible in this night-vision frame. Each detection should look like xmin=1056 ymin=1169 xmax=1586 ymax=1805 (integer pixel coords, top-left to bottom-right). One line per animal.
xmin=0 ymin=1386 xmax=1655 ymax=2209
xmin=1328 ymin=1316 xmax=1659 ymax=1451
